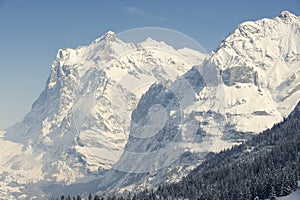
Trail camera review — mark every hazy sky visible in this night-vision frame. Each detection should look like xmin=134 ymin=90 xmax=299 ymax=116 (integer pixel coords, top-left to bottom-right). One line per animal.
xmin=0 ymin=0 xmax=299 ymax=129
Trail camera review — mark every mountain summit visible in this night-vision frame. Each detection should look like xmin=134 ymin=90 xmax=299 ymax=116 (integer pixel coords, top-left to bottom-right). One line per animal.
xmin=95 ymin=10 xmax=300 ymax=193
xmin=0 ymin=31 xmax=206 ymax=198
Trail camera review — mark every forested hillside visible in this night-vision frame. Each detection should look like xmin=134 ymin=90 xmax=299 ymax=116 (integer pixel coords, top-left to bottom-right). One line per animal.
xmin=149 ymin=101 xmax=300 ymax=199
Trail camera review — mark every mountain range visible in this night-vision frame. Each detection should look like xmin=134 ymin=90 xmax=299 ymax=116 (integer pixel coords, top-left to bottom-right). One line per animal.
xmin=0 ymin=10 xmax=299 ymax=199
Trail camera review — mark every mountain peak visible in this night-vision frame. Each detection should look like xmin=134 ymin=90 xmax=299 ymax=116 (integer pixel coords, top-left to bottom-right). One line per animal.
xmin=104 ymin=30 xmax=116 ymax=37
xmin=278 ymin=10 xmax=298 ymax=21
xmin=142 ymin=37 xmax=166 ymax=46
xmin=94 ymin=31 xmax=117 ymax=43
xmin=138 ymin=37 xmax=176 ymax=52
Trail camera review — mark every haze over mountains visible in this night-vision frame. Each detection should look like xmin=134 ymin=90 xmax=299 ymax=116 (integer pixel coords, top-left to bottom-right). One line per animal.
xmin=0 ymin=11 xmax=299 ymax=199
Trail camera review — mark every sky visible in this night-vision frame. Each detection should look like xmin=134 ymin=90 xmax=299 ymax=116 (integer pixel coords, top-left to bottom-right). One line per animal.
xmin=0 ymin=0 xmax=299 ymax=130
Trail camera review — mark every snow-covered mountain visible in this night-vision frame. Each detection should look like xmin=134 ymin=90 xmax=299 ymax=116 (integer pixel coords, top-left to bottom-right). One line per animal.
xmin=95 ymin=11 xmax=300 ymax=193
xmin=0 ymin=32 xmax=206 ymax=198
xmin=0 ymin=11 xmax=299 ymax=199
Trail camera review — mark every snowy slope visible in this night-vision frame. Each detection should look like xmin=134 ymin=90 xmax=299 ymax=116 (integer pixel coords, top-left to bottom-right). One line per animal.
xmin=215 ymin=10 xmax=300 ymax=133
xmin=0 ymin=32 xmax=206 ymax=199
xmin=97 ymin=11 xmax=300 ymax=193
xmin=0 ymin=11 xmax=299 ymax=199
xmin=279 ymin=189 xmax=300 ymax=200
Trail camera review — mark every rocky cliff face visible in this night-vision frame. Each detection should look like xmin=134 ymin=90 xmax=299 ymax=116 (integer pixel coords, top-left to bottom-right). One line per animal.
xmin=97 ymin=11 xmax=300 ymax=193
xmin=0 ymin=31 xmax=206 ymax=198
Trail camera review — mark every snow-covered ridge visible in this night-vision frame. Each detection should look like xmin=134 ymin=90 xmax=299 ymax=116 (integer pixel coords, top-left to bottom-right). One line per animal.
xmin=0 ymin=30 xmax=206 ymax=198
xmin=215 ymin=10 xmax=300 ymax=129
xmin=0 ymin=11 xmax=299 ymax=199
xmin=96 ymin=11 xmax=300 ymax=193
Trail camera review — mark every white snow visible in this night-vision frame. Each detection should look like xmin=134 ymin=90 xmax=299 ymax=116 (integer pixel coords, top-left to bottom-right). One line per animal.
xmin=278 ymin=189 xmax=300 ymax=200
xmin=0 ymin=11 xmax=299 ymax=198
xmin=0 ymin=31 xmax=207 ymax=198
xmin=96 ymin=11 xmax=300 ymax=192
